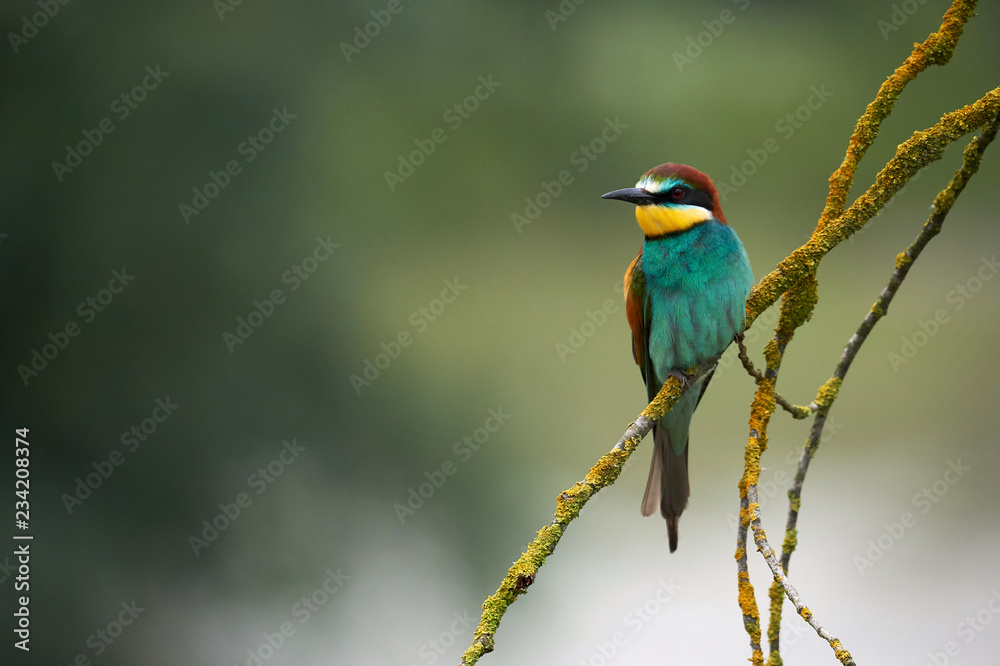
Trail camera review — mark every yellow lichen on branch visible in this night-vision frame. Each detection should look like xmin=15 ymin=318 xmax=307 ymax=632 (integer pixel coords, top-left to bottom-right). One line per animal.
xmin=738 ymin=569 xmax=763 ymax=664
xmin=740 ymin=3 xmax=990 ymax=664
xmin=736 ymin=375 xmax=777 ymax=666
xmin=745 ymin=86 xmax=1000 ymax=329
xmin=766 ymin=576 xmax=786 ymax=666
xmin=761 ymin=106 xmax=999 ymax=666
xmin=818 ymin=0 xmax=977 ymax=229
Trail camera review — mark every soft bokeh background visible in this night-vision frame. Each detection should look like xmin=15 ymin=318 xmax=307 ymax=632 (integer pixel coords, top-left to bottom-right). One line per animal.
xmin=3 ymin=1 xmax=999 ymax=664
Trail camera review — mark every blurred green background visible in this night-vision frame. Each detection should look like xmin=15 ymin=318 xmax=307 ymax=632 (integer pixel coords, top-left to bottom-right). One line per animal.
xmin=3 ymin=0 xmax=999 ymax=664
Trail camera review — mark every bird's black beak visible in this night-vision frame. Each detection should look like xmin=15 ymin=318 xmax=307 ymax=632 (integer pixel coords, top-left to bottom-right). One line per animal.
xmin=601 ymin=187 xmax=658 ymax=206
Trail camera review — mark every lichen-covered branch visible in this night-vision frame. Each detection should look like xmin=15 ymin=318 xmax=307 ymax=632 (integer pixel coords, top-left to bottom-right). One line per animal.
xmin=786 ymin=110 xmax=1000 ymax=556
xmin=738 ymin=89 xmax=999 ymax=662
xmin=462 ymin=3 xmax=996 ymax=664
xmin=736 ymin=3 xmax=991 ymax=664
xmin=745 ymin=84 xmax=999 ymax=329
xmin=464 ymin=85 xmax=1000 ymax=666
xmin=817 ymin=0 xmax=977 ymax=230
xmin=764 ymin=110 xmax=1000 ymax=662
xmin=459 ymin=362 xmax=716 ymax=666
xmin=737 ymin=280 xmax=817 ymax=663
xmin=747 ymin=483 xmax=856 ymax=666
xmin=736 ymin=375 xmax=775 ymax=665
xmin=743 ymin=0 xmax=980 ymax=327
xmin=736 ymin=334 xmax=813 ymax=419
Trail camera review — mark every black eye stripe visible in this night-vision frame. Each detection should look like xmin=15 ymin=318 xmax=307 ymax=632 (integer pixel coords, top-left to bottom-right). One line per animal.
xmin=654 ymin=185 xmax=714 ymax=211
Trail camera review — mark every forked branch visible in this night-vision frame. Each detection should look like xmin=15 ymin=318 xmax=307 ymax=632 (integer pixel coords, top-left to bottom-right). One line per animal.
xmin=460 ymin=2 xmax=996 ymax=664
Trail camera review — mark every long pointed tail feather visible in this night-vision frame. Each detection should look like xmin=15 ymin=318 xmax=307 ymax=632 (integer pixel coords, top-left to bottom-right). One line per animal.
xmin=661 ymin=437 xmax=689 ymax=553
xmin=641 ymin=423 xmax=690 ymax=552
xmin=640 ymin=430 xmax=664 ymax=518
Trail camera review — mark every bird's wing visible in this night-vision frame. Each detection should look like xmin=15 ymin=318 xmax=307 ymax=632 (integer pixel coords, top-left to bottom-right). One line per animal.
xmin=624 ymin=250 xmax=654 ymax=390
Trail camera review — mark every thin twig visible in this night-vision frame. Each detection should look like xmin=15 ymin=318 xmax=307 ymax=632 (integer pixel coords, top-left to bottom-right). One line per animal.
xmin=736 ymin=489 xmax=761 ymax=659
xmin=739 ymin=273 xmax=825 ymax=664
xmin=735 ymin=335 xmax=813 ymax=419
xmin=747 ymin=484 xmax=856 ymax=666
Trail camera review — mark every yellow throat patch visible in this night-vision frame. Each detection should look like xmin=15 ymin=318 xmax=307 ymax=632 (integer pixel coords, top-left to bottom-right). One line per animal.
xmin=635 ymin=204 xmax=712 ymax=237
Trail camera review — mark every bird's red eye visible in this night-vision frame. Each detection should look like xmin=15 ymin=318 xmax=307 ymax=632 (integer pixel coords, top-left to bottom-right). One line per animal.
xmin=670 ymin=187 xmax=685 ymax=199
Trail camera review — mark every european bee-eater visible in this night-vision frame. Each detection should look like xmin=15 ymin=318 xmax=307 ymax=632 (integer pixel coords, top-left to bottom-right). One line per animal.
xmin=603 ymin=163 xmax=753 ymax=552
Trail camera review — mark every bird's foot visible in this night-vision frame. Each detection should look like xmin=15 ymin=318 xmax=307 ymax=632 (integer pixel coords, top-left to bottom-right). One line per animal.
xmin=667 ymin=369 xmax=694 ymax=391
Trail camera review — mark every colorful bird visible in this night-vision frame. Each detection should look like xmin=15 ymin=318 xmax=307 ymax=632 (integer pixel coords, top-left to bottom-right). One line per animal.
xmin=602 ymin=163 xmax=753 ymax=552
